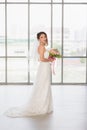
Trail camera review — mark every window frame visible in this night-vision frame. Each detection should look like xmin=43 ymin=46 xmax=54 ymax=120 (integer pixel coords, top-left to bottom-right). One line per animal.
xmin=0 ymin=0 xmax=87 ymax=85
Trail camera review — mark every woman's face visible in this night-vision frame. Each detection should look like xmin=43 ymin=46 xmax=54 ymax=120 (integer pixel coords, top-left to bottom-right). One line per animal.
xmin=39 ymin=34 xmax=47 ymax=45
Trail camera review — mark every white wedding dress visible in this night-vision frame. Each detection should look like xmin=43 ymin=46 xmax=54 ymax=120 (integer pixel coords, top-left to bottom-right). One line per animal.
xmin=4 ymin=50 xmax=53 ymax=117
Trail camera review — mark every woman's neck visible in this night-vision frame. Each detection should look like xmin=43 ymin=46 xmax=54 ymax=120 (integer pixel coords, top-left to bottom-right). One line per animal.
xmin=40 ymin=42 xmax=45 ymax=46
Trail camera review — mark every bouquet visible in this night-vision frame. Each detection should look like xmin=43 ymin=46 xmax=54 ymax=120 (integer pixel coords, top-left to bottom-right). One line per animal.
xmin=48 ymin=49 xmax=61 ymax=75
xmin=49 ymin=48 xmax=61 ymax=60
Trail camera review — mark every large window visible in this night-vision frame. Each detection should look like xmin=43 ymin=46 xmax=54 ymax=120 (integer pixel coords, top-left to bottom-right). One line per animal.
xmin=7 ymin=4 xmax=28 ymax=56
xmin=0 ymin=0 xmax=87 ymax=84
xmin=30 ymin=4 xmax=51 ymax=82
xmin=0 ymin=4 xmax=5 ymax=83
xmin=64 ymin=0 xmax=87 ymax=2
xmin=52 ymin=4 xmax=62 ymax=83
xmin=64 ymin=5 xmax=87 ymax=57
xmin=0 ymin=4 xmax=5 ymax=56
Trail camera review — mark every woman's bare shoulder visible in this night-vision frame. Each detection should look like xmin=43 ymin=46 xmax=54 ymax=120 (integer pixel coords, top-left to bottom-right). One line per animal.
xmin=38 ymin=45 xmax=45 ymax=53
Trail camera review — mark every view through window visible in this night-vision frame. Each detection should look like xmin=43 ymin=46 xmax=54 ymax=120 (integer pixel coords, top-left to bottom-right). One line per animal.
xmin=0 ymin=0 xmax=87 ymax=84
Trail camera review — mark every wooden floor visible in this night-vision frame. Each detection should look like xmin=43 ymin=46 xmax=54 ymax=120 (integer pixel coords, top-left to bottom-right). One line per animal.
xmin=0 ymin=85 xmax=87 ymax=130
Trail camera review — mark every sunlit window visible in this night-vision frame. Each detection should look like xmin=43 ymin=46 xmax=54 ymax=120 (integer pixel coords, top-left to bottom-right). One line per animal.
xmin=64 ymin=5 xmax=87 ymax=57
xmin=64 ymin=0 xmax=87 ymax=2
xmin=0 ymin=0 xmax=5 ymax=2
xmin=7 ymin=0 xmax=28 ymax=2
xmin=0 ymin=0 xmax=87 ymax=84
xmin=30 ymin=0 xmax=51 ymax=2
xmin=7 ymin=4 xmax=28 ymax=56
xmin=0 ymin=5 xmax=5 ymax=56
xmin=63 ymin=58 xmax=86 ymax=83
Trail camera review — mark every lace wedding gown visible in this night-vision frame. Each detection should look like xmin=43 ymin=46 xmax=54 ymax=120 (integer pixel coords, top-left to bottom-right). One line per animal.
xmin=4 ymin=50 xmax=53 ymax=117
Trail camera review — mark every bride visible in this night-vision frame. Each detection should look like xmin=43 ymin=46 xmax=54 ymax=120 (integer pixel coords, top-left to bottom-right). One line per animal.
xmin=4 ymin=32 xmax=54 ymax=117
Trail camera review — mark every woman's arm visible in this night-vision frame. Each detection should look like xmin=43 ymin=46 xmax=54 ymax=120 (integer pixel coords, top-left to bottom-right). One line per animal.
xmin=38 ymin=46 xmax=54 ymax=62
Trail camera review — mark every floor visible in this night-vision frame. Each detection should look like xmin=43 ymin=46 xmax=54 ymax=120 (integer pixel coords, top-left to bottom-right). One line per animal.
xmin=0 ymin=85 xmax=87 ymax=130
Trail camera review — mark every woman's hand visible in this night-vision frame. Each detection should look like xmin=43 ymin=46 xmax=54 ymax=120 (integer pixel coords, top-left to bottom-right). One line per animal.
xmin=48 ymin=57 xmax=55 ymax=62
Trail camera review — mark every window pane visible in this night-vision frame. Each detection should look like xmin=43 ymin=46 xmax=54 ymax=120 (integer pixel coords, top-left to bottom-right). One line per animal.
xmin=7 ymin=0 xmax=28 ymax=2
xmin=63 ymin=58 xmax=86 ymax=83
xmin=64 ymin=0 xmax=87 ymax=3
xmin=30 ymin=4 xmax=51 ymax=82
xmin=64 ymin=5 xmax=87 ymax=56
xmin=0 ymin=0 xmax=5 ymax=2
xmin=0 ymin=5 xmax=5 ymax=56
xmin=53 ymin=0 xmax=62 ymax=2
xmin=30 ymin=0 xmax=50 ymax=2
xmin=52 ymin=4 xmax=62 ymax=83
xmin=0 ymin=59 xmax=5 ymax=82
xmin=7 ymin=4 xmax=28 ymax=56
xmin=30 ymin=4 xmax=51 ymax=38
xmin=7 ymin=58 xmax=28 ymax=83
xmin=52 ymin=59 xmax=61 ymax=83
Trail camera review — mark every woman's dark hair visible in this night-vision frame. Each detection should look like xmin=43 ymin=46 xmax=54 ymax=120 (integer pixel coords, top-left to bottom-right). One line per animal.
xmin=37 ymin=31 xmax=48 ymax=45
xmin=37 ymin=32 xmax=47 ymax=39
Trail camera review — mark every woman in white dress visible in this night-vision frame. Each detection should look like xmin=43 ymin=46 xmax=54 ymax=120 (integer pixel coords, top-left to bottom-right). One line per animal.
xmin=4 ymin=32 xmax=54 ymax=117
